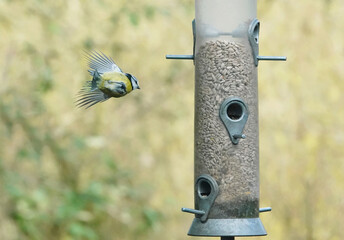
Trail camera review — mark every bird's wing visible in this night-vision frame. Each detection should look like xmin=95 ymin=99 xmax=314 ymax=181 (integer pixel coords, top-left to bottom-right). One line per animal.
xmin=75 ymin=87 xmax=110 ymax=109
xmin=109 ymin=80 xmax=127 ymax=95
xmin=84 ymin=50 xmax=123 ymax=75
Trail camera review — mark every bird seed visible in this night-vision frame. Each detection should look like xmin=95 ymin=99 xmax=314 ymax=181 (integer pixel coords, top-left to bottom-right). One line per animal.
xmin=194 ymin=40 xmax=259 ymax=218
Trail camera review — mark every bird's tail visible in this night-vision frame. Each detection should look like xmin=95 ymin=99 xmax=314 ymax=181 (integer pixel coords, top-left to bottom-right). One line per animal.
xmin=91 ymin=70 xmax=101 ymax=90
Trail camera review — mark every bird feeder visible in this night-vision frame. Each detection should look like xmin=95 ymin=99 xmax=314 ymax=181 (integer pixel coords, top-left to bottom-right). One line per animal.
xmin=167 ymin=0 xmax=285 ymax=239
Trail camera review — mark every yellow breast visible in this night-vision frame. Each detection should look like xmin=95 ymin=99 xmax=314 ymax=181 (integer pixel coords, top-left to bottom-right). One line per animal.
xmin=99 ymin=72 xmax=133 ymax=97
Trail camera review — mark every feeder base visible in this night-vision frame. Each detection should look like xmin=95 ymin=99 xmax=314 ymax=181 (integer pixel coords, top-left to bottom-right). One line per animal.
xmin=188 ymin=217 xmax=267 ymax=237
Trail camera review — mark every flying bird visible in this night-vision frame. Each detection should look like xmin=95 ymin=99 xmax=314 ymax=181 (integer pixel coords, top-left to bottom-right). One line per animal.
xmin=76 ymin=51 xmax=140 ymax=109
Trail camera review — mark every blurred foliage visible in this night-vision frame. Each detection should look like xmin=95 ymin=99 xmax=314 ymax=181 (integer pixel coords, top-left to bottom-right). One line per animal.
xmin=0 ymin=0 xmax=343 ymax=239
xmin=258 ymin=1 xmax=344 ymax=239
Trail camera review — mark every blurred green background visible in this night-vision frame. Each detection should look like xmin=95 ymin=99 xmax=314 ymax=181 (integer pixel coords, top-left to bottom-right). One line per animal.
xmin=0 ymin=0 xmax=343 ymax=239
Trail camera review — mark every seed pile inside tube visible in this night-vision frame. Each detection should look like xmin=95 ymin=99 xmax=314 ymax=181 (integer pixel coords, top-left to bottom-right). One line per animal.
xmin=194 ymin=40 xmax=259 ymax=218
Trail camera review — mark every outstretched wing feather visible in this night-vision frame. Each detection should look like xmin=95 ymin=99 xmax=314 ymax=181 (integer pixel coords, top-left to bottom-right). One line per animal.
xmin=84 ymin=50 xmax=122 ymax=75
xmin=75 ymin=89 xmax=110 ymax=109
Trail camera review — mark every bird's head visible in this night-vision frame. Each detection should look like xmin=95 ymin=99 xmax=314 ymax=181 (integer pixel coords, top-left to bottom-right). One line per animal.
xmin=125 ymin=73 xmax=140 ymax=90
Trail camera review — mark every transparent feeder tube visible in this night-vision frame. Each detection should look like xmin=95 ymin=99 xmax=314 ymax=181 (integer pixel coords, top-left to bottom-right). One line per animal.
xmin=194 ymin=0 xmax=259 ymax=220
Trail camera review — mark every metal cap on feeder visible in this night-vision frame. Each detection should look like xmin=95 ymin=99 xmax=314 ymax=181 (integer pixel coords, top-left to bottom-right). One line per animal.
xmin=166 ymin=0 xmax=286 ymax=239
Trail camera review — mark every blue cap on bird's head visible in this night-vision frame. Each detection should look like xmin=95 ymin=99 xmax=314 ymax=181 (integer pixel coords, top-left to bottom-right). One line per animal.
xmin=126 ymin=73 xmax=140 ymax=90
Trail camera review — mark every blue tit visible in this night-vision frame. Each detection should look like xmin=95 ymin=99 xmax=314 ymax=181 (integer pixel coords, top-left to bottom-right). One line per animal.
xmin=76 ymin=51 xmax=140 ymax=109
